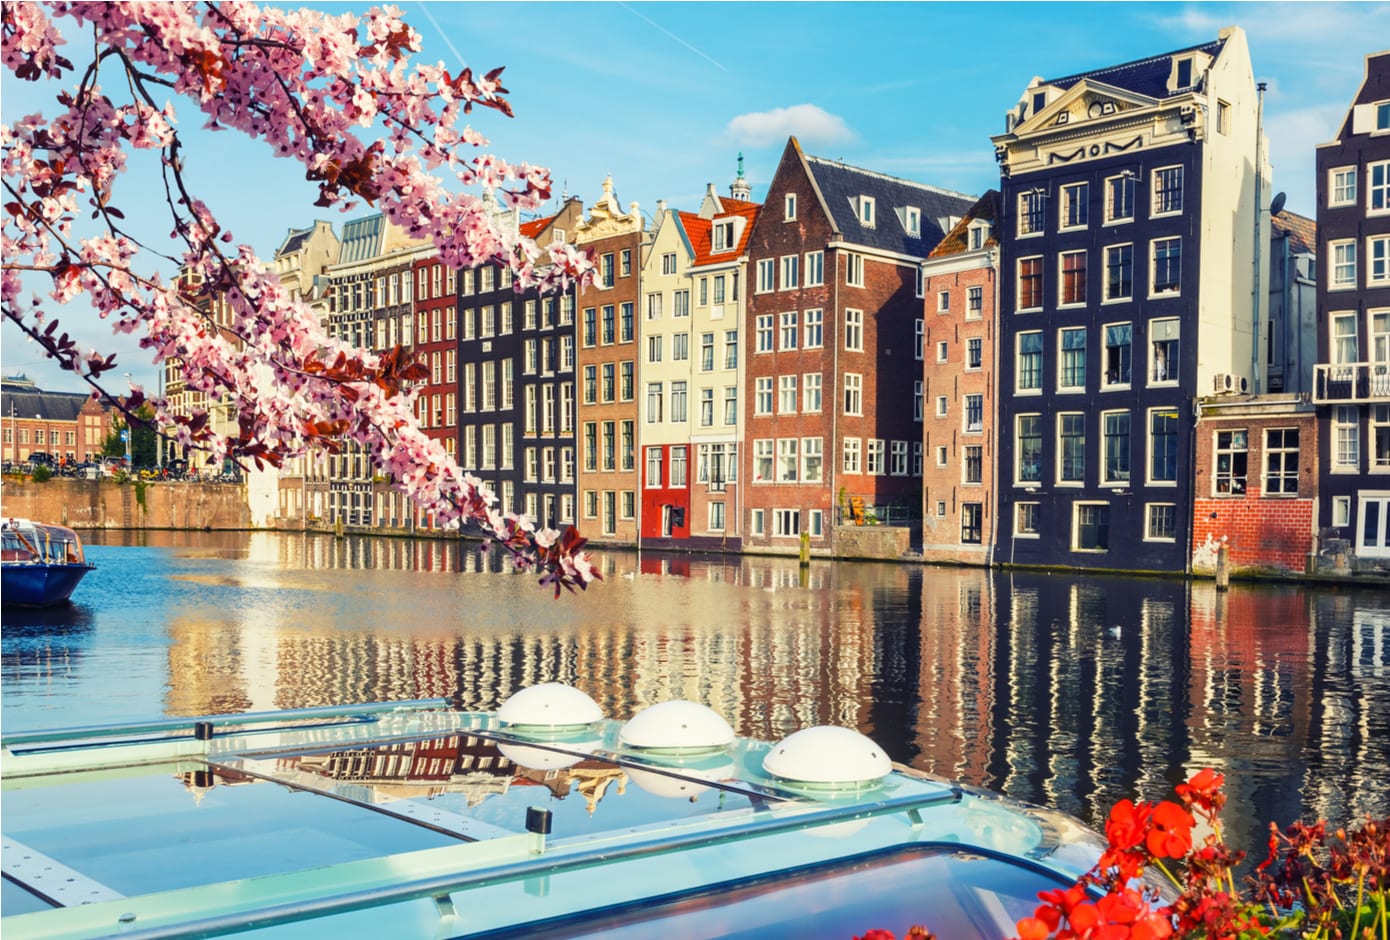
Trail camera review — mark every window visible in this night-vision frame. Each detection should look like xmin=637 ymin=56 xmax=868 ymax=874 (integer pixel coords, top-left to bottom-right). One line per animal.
xmin=936 ymin=446 xmax=948 ymax=467
xmin=1369 ymin=235 xmax=1390 ymax=286
xmin=621 ymin=360 xmax=634 ymax=400
xmin=1150 ymin=408 xmax=1179 ymax=483
xmin=858 ymin=196 xmax=875 ymax=227
xmin=845 ymin=308 xmax=864 ymax=350
xmin=1357 ymin=494 xmax=1390 ymax=559
xmin=780 ymin=311 xmax=798 ymax=349
xmin=1334 ymin=405 xmax=1359 ymax=469
xmin=601 ymin=362 xmax=615 ymax=402
xmin=961 ymin=504 xmax=983 ymax=544
xmin=966 ymin=337 xmax=983 ymax=370
xmin=1060 ymin=181 xmax=1088 ymax=229
xmin=1331 ymin=311 xmax=1359 ymax=368
xmin=792 ymin=372 xmax=818 ymax=414
xmin=1015 ymin=502 xmax=1039 ymax=536
xmin=647 ymin=334 xmax=662 ymax=362
xmin=1149 ymin=318 xmax=1179 ymax=383
xmin=621 ymin=302 xmax=634 ymax=342
xmin=913 ymin=442 xmax=923 ymax=476
xmin=1105 ymin=244 xmax=1133 ymax=301
xmin=583 ymin=307 xmax=597 ymax=346
xmin=778 ymin=438 xmax=799 ymax=482
xmin=779 ymin=374 xmax=798 ymax=414
xmin=1151 ymin=237 xmax=1181 ymax=294
xmin=1059 ymin=328 xmax=1086 ymax=390
xmin=1216 ymin=99 xmax=1231 ymax=135
xmin=846 ymin=253 xmax=864 ymax=287
xmin=1074 ymin=503 xmax=1110 ymax=552
xmin=804 ymin=308 xmax=824 ymax=348
xmin=1059 ymin=250 xmax=1087 ymax=305
xmin=937 ymin=340 xmax=949 ymax=363
xmin=1264 ymin=428 xmax=1299 ymax=495
xmin=967 ymin=286 xmax=983 ymax=319
xmin=1373 ymin=404 xmax=1390 ymax=471
xmin=602 ymin=304 xmax=615 ymax=343
xmin=601 ymin=253 xmax=614 ymax=288
xmin=753 ymin=439 xmax=774 ymax=483
xmin=583 ymin=364 xmax=597 ymax=403
xmin=844 ymin=373 xmax=863 ymax=415
xmin=785 ymin=193 xmax=797 ymax=220
xmin=1331 ymin=239 xmax=1357 ymax=288
xmin=1059 ymin=413 xmax=1085 ymax=483
xmin=750 ymin=508 xmax=765 ymax=536
xmin=774 ymin=509 xmax=801 ymax=537
xmin=866 ymin=438 xmax=885 ymax=475
xmin=701 ymin=332 xmax=715 ymax=371
xmin=646 ymin=382 xmax=663 ymax=423
xmin=1017 ymin=257 xmax=1043 ymax=310
xmin=964 ymin=394 xmax=983 ymax=433
xmin=1334 ymin=495 xmax=1352 ymax=527
xmin=963 ymin=445 xmax=982 ymax=484
xmin=670 ymin=381 xmax=687 ymax=423
xmin=1214 ymin=430 xmax=1248 ymax=494
xmin=781 ymin=255 xmax=799 ymax=290
xmin=699 ymin=388 xmax=714 ymax=427
xmin=672 ymin=332 xmax=689 ymax=361
xmin=660 ymin=252 xmax=677 ymax=276
xmin=723 ymin=387 xmax=737 ymax=425
xmin=1106 ymin=173 xmax=1135 ymax=222
xmin=756 ymin=314 xmax=774 ymax=352
xmin=757 ymin=258 xmax=775 ymax=293
xmin=805 ymin=251 xmax=824 ymax=286
xmin=1330 ymin=167 xmax=1357 ymax=207
xmin=1102 ymin=411 xmax=1130 ymax=484
xmin=915 ymin=319 xmax=924 ymax=360
xmin=1381 ymin=102 xmax=1390 ymax=130
xmin=646 ymin=292 xmax=662 ymax=320
xmin=936 ymin=395 xmax=948 ymax=418
xmin=803 ymin=437 xmax=824 ymax=483
xmin=1017 ymin=414 xmax=1042 ymax=483
xmin=1152 ymin=166 xmax=1183 ymax=215
xmin=1146 ymin=504 xmax=1177 ymax=541
xmin=725 ymin=331 xmax=739 ymax=369
xmin=755 ymin=377 xmax=773 ymax=415
xmin=1104 ymin=323 xmax=1132 ymax=386
xmin=904 ymin=206 xmax=921 ymax=236
xmin=709 ymin=501 xmax=726 ymax=532
xmin=646 ymin=447 xmax=663 ymax=488
xmin=1018 ymin=189 xmax=1046 ymax=235
xmin=938 ymin=290 xmax=951 ymax=313
xmin=1371 ymin=160 xmax=1390 ymax=214
xmin=843 ymin=437 xmax=861 ymax=474
xmin=673 ymin=290 xmax=689 ymax=318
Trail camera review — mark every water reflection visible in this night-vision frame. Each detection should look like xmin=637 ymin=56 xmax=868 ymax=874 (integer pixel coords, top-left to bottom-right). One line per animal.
xmin=3 ymin=531 xmax=1387 ymax=855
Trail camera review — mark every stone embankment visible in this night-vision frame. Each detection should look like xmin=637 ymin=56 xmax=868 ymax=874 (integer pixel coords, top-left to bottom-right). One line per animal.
xmin=1 ymin=478 xmax=252 ymax=530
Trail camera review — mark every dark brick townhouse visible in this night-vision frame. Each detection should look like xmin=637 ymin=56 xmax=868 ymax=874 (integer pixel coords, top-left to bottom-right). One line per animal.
xmin=1313 ymin=50 xmax=1390 ymax=565
xmin=992 ymin=27 xmax=1268 ymax=572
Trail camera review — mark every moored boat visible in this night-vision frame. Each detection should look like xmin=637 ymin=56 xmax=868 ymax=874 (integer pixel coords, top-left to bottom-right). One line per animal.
xmin=0 ymin=687 xmax=1105 ymax=939
xmin=1 ymin=519 xmax=95 ymax=607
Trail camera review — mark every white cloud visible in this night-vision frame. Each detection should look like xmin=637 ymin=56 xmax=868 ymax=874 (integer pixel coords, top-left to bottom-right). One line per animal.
xmin=725 ymin=105 xmax=855 ymax=148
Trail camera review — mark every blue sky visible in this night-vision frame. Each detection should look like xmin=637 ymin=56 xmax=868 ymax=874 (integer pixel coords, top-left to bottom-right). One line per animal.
xmin=4 ymin=1 xmax=1387 ymax=395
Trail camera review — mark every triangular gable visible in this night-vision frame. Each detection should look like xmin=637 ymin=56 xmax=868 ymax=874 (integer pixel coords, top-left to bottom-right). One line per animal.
xmin=1015 ymin=78 xmax=1159 ymax=135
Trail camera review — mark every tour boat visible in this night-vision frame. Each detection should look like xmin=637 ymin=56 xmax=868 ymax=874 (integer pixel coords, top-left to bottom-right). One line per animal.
xmin=0 ymin=686 xmax=1104 ymax=939
xmin=0 ymin=519 xmax=95 ymax=607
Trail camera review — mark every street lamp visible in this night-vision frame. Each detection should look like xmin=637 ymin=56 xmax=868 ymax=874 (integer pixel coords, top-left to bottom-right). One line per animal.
xmin=122 ymin=372 xmax=133 ymax=468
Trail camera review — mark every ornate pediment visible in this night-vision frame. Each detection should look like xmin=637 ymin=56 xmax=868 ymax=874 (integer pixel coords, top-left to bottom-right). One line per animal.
xmin=574 ymin=176 xmax=643 ymax=243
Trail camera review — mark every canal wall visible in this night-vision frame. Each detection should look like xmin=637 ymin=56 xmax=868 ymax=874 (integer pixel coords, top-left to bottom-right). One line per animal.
xmin=0 ymin=478 xmax=253 ymax=530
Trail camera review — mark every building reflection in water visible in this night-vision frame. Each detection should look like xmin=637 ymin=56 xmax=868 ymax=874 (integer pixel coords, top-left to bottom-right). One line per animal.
xmin=147 ymin=533 xmax=1390 ymax=845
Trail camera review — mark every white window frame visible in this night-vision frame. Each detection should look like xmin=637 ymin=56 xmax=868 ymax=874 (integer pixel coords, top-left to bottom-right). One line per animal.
xmin=1145 ymin=503 xmax=1177 ymax=542
xmin=1368 ymin=234 xmax=1390 ymax=287
xmin=805 ymin=251 xmax=824 ymax=286
xmin=1330 ymin=166 xmax=1357 ymax=208
xmin=780 ymin=254 xmax=799 ymax=290
xmin=1060 ymin=181 xmax=1088 ymax=230
xmin=804 ymin=308 xmax=824 ymax=348
xmin=1150 ymin=165 xmax=1183 ymax=217
xmin=846 ymin=253 xmax=864 ymax=287
xmin=1330 ymin=238 xmax=1358 ymax=289
xmin=1150 ymin=236 xmax=1181 ymax=296
xmin=756 ymin=258 xmax=775 ymax=293
xmin=1370 ymin=160 xmax=1390 ymax=216
xmin=785 ymin=193 xmax=797 ymax=220
xmin=1104 ymin=243 xmax=1133 ymax=302
xmin=1105 ymin=173 xmax=1135 ymax=223
xmin=844 ymin=373 xmax=863 ymax=416
xmin=844 ymin=308 xmax=864 ymax=351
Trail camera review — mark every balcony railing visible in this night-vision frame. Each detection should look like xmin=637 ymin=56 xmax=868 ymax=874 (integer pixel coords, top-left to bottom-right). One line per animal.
xmin=1313 ymin=362 xmax=1390 ymax=404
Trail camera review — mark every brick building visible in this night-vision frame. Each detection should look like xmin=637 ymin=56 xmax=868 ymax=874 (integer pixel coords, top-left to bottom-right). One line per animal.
xmin=742 ymin=137 xmax=975 ymax=553
xmin=1 ymin=375 xmax=110 ymax=467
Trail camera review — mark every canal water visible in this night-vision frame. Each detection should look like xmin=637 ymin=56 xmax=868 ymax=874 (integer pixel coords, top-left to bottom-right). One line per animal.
xmin=3 ymin=530 xmax=1387 ymax=866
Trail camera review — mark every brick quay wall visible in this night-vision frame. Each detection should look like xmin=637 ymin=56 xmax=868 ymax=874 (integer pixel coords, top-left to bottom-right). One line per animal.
xmin=1 ymin=478 xmax=253 ymax=530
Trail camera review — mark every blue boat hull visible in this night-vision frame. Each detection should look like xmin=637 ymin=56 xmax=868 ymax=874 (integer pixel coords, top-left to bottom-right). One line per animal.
xmin=2 ymin=562 xmax=94 ymax=607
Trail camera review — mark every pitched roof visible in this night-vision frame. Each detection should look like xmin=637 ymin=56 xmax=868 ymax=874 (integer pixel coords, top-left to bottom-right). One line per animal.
xmin=1 ymin=377 xmax=95 ymax=423
xmin=277 ymin=226 xmax=314 ymax=257
xmin=803 ymin=153 xmax=976 ymax=256
xmin=1272 ymin=209 xmax=1316 ymax=255
xmin=520 ymin=214 xmax=556 ymax=240
xmin=1042 ymin=39 xmax=1225 ymax=100
xmin=927 ymin=190 xmax=1001 ymax=259
xmin=679 ymin=198 xmax=761 ymax=267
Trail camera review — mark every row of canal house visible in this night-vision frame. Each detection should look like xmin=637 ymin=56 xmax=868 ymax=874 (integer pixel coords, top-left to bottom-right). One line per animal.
xmin=242 ymin=28 xmax=1385 ymax=576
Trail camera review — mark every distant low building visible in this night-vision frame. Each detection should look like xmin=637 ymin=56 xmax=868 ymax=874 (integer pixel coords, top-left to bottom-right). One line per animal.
xmin=1 ymin=375 xmax=111 ymax=467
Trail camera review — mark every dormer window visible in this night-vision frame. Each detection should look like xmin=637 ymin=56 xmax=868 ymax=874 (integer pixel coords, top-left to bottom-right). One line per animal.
xmin=712 ymin=219 xmax=735 ymax=252
xmin=1176 ymin=57 xmax=1193 ymax=89
xmin=968 ymin=222 xmax=990 ymax=251
xmin=1032 ymin=91 xmax=1047 ymax=115
xmin=904 ymin=206 xmax=921 ymax=236
xmin=859 ymin=196 xmax=876 ymax=227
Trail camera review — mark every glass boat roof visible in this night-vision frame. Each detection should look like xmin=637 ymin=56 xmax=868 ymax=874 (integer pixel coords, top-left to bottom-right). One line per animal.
xmin=1 ymin=702 xmax=1099 ymax=940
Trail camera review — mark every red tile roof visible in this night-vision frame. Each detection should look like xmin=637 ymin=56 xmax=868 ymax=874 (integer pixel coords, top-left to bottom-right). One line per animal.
xmin=680 ymin=199 xmax=761 ymax=267
xmin=1271 ymin=209 xmax=1316 ymax=256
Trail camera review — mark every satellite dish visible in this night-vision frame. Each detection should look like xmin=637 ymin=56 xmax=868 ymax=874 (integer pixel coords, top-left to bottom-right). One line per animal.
xmin=1270 ymin=192 xmax=1286 ymax=216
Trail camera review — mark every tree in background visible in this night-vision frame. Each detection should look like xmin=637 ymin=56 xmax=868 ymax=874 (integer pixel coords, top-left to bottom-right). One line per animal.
xmin=102 ymin=402 xmax=158 ymax=467
xmin=2 ymin=2 xmax=597 ymax=594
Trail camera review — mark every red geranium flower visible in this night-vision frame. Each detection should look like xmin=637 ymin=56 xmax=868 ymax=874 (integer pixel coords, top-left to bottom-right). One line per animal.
xmin=1146 ymin=800 xmax=1195 ymax=859
xmin=1174 ymin=768 xmax=1225 ymax=816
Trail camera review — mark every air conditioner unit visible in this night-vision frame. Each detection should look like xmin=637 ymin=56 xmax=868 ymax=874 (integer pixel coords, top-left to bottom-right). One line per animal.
xmin=1214 ymin=373 xmax=1248 ymax=394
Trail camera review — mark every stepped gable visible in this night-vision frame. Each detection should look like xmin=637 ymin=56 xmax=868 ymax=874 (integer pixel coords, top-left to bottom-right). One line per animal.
xmin=1272 ymin=209 xmax=1316 ymax=255
xmin=804 ymin=154 xmax=976 ymax=256
xmin=1042 ymin=38 xmax=1225 ymax=98
xmin=928 ymin=190 xmax=1001 ymax=259
xmin=1 ymin=377 xmax=89 ymax=422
